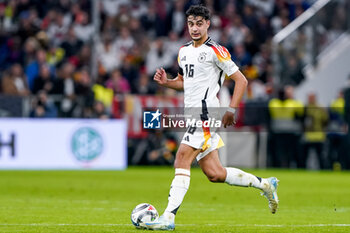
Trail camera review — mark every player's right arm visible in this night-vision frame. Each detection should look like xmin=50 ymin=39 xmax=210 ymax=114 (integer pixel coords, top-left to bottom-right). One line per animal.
xmin=153 ymin=68 xmax=184 ymax=91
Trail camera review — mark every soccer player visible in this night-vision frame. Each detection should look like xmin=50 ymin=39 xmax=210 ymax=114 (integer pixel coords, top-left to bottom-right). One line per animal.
xmin=141 ymin=5 xmax=279 ymax=230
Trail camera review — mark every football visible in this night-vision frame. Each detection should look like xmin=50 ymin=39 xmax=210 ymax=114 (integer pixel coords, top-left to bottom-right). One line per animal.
xmin=130 ymin=203 xmax=159 ymax=228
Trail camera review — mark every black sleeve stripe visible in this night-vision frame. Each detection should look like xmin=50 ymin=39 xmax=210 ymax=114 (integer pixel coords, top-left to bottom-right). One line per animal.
xmin=200 ymin=88 xmax=209 ymax=121
xmin=218 ymin=70 xmax=223 ymax=88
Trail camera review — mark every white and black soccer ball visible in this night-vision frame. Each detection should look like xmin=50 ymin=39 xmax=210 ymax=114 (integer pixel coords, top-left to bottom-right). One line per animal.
xmin=130 ymin=203 xmax=159 ymax=227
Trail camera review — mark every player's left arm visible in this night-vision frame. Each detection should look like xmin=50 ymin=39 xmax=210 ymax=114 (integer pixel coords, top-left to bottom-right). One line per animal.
xmin=210 ymin=44 xmax=248 ymax=128
xmin=222 ymin=70 xmax=248 ymax=128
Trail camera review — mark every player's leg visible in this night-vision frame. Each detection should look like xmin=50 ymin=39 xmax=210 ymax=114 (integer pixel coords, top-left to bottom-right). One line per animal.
xmin=198 ymin=149 xmax=279 ymax=214
xmin=142 ymin=143 xmax=201 ymax=230
xmin=163 ymin=143 xmax=201 ymax=218
xmin=198 ymin=149 xmax=266 ymax=187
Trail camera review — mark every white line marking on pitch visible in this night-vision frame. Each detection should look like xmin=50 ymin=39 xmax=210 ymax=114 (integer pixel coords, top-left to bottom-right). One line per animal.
xmin=0 ymin=224 xmax=350 ymax=227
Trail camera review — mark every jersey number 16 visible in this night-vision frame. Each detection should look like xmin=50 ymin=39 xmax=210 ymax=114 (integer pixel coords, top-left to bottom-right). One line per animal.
xmin=185 ymin=64 xmax=194 ymax=78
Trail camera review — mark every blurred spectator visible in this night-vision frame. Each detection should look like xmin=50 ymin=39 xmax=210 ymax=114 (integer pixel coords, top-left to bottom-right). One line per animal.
xmin=208 ymin=15 xmax=222 ymax=42
xmin=242 ymin=5 xmax=258 ymax=30
xmin=227 ymin=15 xmax=249 ymax=47
xmin=252 ymin=44 xmax=271 ymax=83
xmin=342 ymin=75 xmax=350 ymax=169
xmin=140 ymin=3 xmax=157 ymax=38
xmin=330 ymin=90 xmax=345 ymax=124
xmin=52 ymin=62 xmax=74 ymax=94
xmin=102 ymin=0 xmax=128 ymax=17
xmin=75 ymin=68 xmax=93 ymax=98
xmin=153 ymin=0 xmax=169 ymax=37
xmin=120 ymin=58 xmax=140 ymax=94
xmin=74 ymin=68 xmax=94 ymax=118
xmin=288 ymin=0 xmax=310 ymax=21
xmin=56 ymin=0 xmax=72 ymax=14
xmin=30 ymin=90 xmax=57 ymax=118
xmin=115 ymin=27 xmax=135 ymax=55
xmin=23 ymin=37 xmax=39 ymax=66
xmin=32 ymin=64 xmax=55 ymax=94
xmin=328 ymin=90 xmax=346 ymax=170
xmin=90 ymin=100 xmax=110 ymax=119
xmin=97 ymin=33 xmax=122 ymax=74
xmin=300 ymin=92 xmax=328 ymax=169
xmin=136 ymin=72 xmax=157 ymax=95
xmin=105 ymin=69 xmax=130 ymax=94
xmin=247 ymin=0 xmax=274 ymax=17
xmin=46 ymin=10 xmax=69 ymax=46
xmin=146 ymin=38 xmax=173 ymax=76
xmin=271 ymin=7 xmax=289 ymax=34
xmin=46 ymin=44 xmax=65 ymax=67
xmin=17 ymin=8 xmax=41 ymax=43
xmin=165 ymin=31 xmax=184 ymax=61
xmin=130 ymin=0 xmax=148 ymax=19
xmin=25 ymin=49 xmax=54 ymax=91
xmin=168 ymin=0 xmax=186 ymax=36
xmin=60 ymin=26 xmax=83 ymax=60
xmin=268 ymin=86 xmax=304 ymax=167
xmin=0 ymin=1 xmax=15 ymax=32
xmin=73 ymin=11 xmax=94 ymax=43
xmin=131 ymin=129 xmax=177 ymax=165
xmin=244 ymin=31 xmax=259 ymax=58
xmin=281 ymin=56 xmax=305 ymax=85
xmin=128 ymin=17 xmax=146 ymax=44
xmin=114 ymin=3 xmax=132 ymax=31
xmin=76 ymin=44 xmax=91 ymax=68
xmin=254 ymin=15 xmax=272 ymax=44
xmin=5 ymin=36 xmax=24 ymax=67
xmin=92 ymin=80 xmax=113 ymax=110
xmin=1 ymin=63 xmax=30 ymax=96
xmin=52 ymin=62 xmax=76 ymax=117
xmin=246 ymin=76 xmax=266 ymax=100
xmin=232 ymin=44 xmax=251 ymax=67
xmin=219 ymin=2 xmax=235 ymax=29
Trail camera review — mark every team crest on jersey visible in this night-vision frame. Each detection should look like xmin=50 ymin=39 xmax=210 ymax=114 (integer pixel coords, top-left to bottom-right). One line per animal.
xmin=198 ymin=52 xmax=206 ymax=63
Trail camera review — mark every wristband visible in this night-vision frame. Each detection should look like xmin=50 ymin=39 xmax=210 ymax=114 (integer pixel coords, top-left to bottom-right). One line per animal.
xmin=226 ymin=107 xmax=236 ymax=114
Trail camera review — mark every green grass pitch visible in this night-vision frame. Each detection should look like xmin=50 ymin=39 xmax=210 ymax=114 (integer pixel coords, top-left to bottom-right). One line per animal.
xmin=0 ymin=167 xmax=349 ymax=232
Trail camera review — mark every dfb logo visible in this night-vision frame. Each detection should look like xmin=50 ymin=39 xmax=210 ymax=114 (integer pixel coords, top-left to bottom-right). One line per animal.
xmin=0 ymin=133 xmax=16 ymax=157
xmin=143 ymin=109 xmax=162 ymax=129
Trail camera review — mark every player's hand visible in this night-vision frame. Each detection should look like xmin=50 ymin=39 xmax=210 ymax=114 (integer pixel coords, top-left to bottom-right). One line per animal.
xmin=153 ymin=68 xmax=168 ymax=86
xmin=222 ymin=111 xmax=236 ymax=128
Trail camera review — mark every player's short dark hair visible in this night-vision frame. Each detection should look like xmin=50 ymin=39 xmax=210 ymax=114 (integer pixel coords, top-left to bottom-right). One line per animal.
xmin=185 ymin=5 xmax=210 ymax=20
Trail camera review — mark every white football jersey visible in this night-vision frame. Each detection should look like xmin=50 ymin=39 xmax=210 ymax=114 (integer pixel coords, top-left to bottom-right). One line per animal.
xmin=178 ymin=37 xmax=239 ymax=108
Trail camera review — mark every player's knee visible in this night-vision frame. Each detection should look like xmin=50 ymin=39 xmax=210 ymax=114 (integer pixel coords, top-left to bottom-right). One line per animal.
xmin=174 ymin=150 xmax=190 ymax=168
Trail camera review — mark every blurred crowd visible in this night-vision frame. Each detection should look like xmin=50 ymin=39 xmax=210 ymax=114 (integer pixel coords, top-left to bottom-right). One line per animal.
xmin=0 ymin=0 xmax=349 ymax=168
xmin=0 ymin=0 xmax=321 ymax=118
xmin=263 ymin=84 xmax=350 ymax=170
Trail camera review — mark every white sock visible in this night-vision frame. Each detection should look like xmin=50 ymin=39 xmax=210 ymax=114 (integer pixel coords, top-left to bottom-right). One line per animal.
xmin=225 ymin=167 xmax=268 ymax=190
xmin=163 ymin=168 xmax=190 ymax=222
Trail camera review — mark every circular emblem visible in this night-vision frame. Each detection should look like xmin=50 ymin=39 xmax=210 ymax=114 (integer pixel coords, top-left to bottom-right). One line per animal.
xmin=198 ymin=53 xmax=206 ymax=63
xmin=71 ymin=127 xmax=103 ymax=162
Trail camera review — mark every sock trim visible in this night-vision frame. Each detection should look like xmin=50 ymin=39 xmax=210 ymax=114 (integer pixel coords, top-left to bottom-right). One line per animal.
xmin=175 ymin=168 xmax=190 ymax=176
xmin=256 ymin=176 xmax=262 ymax=182
xmin=224 ymin=167 xmax=230 ymax=183
xmin=170 ymin=206 xmax=180 ymax=215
